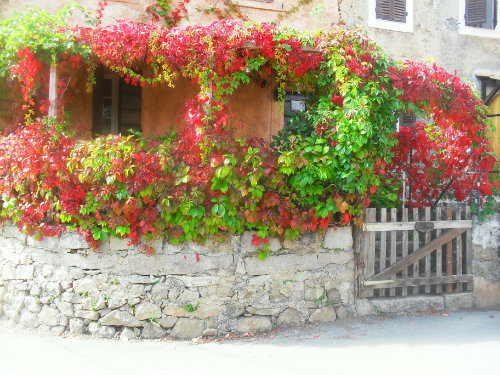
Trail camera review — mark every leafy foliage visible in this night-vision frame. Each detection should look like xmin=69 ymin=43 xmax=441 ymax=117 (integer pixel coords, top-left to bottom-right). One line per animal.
xmin=0 ymin=8 xmax=496 ymax=251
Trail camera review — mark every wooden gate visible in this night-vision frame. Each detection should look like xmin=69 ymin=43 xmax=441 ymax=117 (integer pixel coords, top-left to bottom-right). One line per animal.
xmin=356 ymin=206 xmax=473 ymax=298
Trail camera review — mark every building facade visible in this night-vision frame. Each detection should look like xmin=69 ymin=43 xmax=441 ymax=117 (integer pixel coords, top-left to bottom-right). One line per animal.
xmin=1 ymin=0 xmax=499 ymax=150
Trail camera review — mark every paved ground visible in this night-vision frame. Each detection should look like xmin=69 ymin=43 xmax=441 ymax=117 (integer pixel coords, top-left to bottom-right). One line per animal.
xmin=0 ymin=310 xmax=499 ymax=375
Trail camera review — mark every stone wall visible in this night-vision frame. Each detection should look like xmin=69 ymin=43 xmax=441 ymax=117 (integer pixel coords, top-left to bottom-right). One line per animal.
xmin=472 ymin=211 xmax=500 ymax=308
xmin=0 ymin=225 xmax=356 ymax=340
xmin=1 ymin=214 xmax=498 ymax=340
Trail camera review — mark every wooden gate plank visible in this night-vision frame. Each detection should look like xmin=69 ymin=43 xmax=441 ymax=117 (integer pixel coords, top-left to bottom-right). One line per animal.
xmin=435 ymin=207 xmax=442 ymax=294
xmin=362 ymin=274 xmax=473 ymax=291
xmin=363 ymin=208 xmax=377 ymax=297
xmin=465 ymin=206 xmax=472 ymax=291
xmin=369 ymin=228 xmax=467 ymax=281
xmin=389 ymin=208 xmax=397 ymax=296
xmin=456 ymin=206 xmax=463 ymax=292
xmin=401 ymin=208 xmax=409 ymax=296
xmin=379 ymin=208 xmax=387 ymax=297
xmin=412 ymin=208 xmax=419 ymax=294
xmin=363 ymin=220 xmax=472 ymax=231
xmin=446 ymin=207 xmax=453 ymax=293
xmin=424 ymin=207 xmax=431 ymax=293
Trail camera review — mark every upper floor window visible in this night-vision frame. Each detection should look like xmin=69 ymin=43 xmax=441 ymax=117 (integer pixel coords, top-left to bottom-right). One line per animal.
xmin=368 ymin=0 xmax=414 ymax=33
xmin=459 ymin=0 xmax=500 ymax=37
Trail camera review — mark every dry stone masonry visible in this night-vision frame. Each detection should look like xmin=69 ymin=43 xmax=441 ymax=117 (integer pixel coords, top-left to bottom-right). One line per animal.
xmin=0 ymin=225 xmax=356 ymax=340
xmin=1 ymin=215 xmax=498 ymax=340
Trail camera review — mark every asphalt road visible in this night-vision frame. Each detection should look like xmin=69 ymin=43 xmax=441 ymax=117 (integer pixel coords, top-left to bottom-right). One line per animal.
xmin=0 ymin=310 xmax=499 ymax=375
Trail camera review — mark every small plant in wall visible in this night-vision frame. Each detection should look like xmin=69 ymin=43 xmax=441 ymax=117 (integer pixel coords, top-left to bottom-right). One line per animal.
xmin=148 ymin=312 xmax=160 ymax=323
xmin=183 ymin=301 xmax=200 ymax=313
xmin=252 ymin=235 xmax=272 ymax=261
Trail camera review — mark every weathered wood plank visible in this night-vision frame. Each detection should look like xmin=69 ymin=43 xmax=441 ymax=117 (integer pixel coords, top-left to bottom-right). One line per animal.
xmin=362 ymin=274 xmax=473 ymax=290
xmin=435 ymin=207 xmax=442 ymax=294
xmin=456 ymin=206 xmax=463 ymax=292
xmin=424 ymin=207 xmax=431 ymax=293
xmin=363 ymin=209 xmax=377 ymax=297
xmin=363 ymin=220 xmax=472 ymax=232
xmin=446 ymin=207 xmax=453 ymax=293
xmin=379 ymin=208 xmax=387 ymax=297
xmin=369 ymin=228 xmax=467 ymax=281
xmin=412 ymin=208 xmax=420 ymax=294
xmin=466 ymin=206 xmax=472 ymax=291
xmin=402 ymin=207 xmax=409 ymax=296
xmin=389 ymin=208 xmax=397 ymax=296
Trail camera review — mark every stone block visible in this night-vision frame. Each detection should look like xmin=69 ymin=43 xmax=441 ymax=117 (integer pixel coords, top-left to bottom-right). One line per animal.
xmin=120 ymin=327 xmax=137 ymax=341
xmin=81 ymin=294 xmax=106 ymax=311
xmin=236 ymin=316 xmax=272 ymax=334
xmin=60 ymin=232 xmax=90 ymax=250
xmin=55 ymin=300 xmax=75 ymax=317
xmin=74 ymin=310 xmax=100 ymax=321
xmin=99 ymin=310 xmax=142 ymax=327
xmin=2 ymin=264 xmax=15 ymax=280
xmin=178 ymin=289 xmax=200 ymax=303
xmin=140 ymin=322 xmax=166 ymax=339
xmin=443 ymin=293 xmax=474 ymax=310
xmin=169 ymin=275 xmax=219 ymax=288
xmin=39 ymin=306 xmax=63 ymax=326
xmin=370 ymin=295 xmax=445 ymax=314
xmin=120 ymin=254 xmax=234 ymax=275
xmin=202 ymin=328 xmax=218 ymax=337
xmin=69 ymin=318 xmax=85 ymax=335
xmin=107 ymin=297 xmax=127 ymax=310
xmin=282 ymin=231 xmax=325 ymax=252
xmin=61 ymin=292 xmax=82 ymax=304
xmin=20 ymin=310 xmax=39 ymax=328
xmin=335 ymin=305 xmax=350 ymax=320
xmin=135 ymin=301 xmax=162 ymax=321
xmin=240 ymin=231 xmax=281 ymax=254
xmin=94 ymin=325 xmax=116 ymax=339
xmin=473 ymin=277 xmax=500 ymax=308
xmin=27 ymin=235 xmax=60 ymax=252
xmin=3 ymin=224 xmax=26 ymax=241
xmin=327 ymin=288 xmax=342 ymax=305
xmin=110 ymin=237 xmax=135 ymax=251
xmin=244 ymin=252 xmax=353 ymax=276
xmin=15 ymin=265 xmax=34 ymax=280
xmin=309 ymin=306 xmax=337 ymax=323
xmin=277 ymin=308 xmax=301 ymax=327
xmin=170 ymin=318 xmax=203 ymax=339
xmin=22 ymin=296 xmax=40 ymax=314
xmin=163 ymin=301 xmax=221 ymax=319
xmin=323 ymin=227 xmax=353 ymax=250
xmin=158 ymin=316 xmax=178 ymax=329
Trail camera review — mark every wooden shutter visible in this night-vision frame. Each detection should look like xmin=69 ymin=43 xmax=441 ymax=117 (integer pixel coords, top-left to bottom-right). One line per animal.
xmin=376 ymin=0 xmax=407 ymax=23
xmin=465 ymin=0 xmax=488 ymax=26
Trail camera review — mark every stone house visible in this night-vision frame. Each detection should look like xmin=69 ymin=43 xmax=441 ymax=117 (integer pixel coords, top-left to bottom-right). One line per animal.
xmin=1 ymin=0 xmax=499 ymax=152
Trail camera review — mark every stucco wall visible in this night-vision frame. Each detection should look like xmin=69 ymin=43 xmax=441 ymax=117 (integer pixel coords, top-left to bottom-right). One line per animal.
xmin=0 ymin=0 xmax=340 ymax=30
xmin=339 ymin=0 xmax=500 ymax=89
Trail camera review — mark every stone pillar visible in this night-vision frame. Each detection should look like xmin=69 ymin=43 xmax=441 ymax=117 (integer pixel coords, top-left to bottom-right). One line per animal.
xmin=472 ymin=212 xmax=500 ymax=308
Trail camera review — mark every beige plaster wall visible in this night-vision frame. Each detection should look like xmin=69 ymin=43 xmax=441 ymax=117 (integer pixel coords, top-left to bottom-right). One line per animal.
xmin=0 ymin=0 xmax=340 ymax=30
xmin=339 ymin=0 xmax=500 ymax=89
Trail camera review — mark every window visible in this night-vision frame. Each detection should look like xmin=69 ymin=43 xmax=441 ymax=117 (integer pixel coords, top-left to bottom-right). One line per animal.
xmin=93 ymin=69 xmax=142 ymax=136
xmin=368 ymin=0 xmax=414 ymax=33
xmin=465 ymin=0 xmax=496 ymax=29
xmin=397 ymin=111 xmax=416 ymax=131
xmin=283 ymin=92 xmax=306 ymax=129
xmin=459 ymin=0 xmax=500 ymax=37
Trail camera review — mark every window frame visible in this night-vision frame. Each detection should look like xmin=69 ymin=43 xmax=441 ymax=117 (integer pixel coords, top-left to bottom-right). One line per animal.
xmin=368 ymin=0 xmax=414 ymax=33
xmin=459 ymin=0 xmax=500 ymax=38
